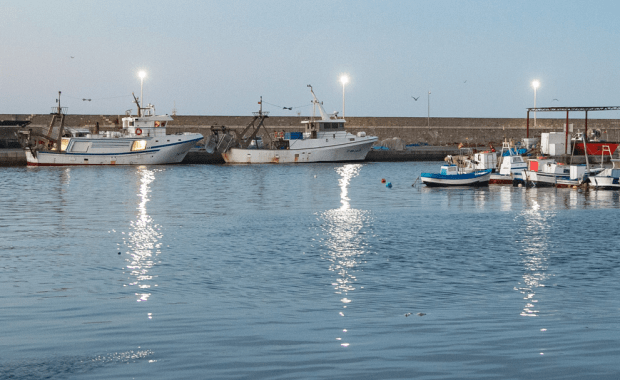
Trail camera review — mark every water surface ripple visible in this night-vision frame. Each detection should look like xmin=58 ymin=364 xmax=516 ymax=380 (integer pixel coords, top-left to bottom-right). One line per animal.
xmin=1 ymin=162 xmax=619 ymax=379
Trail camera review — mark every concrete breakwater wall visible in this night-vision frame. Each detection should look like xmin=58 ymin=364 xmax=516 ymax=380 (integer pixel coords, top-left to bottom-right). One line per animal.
xmin=3 ymin=114 xmax=620 ymax=146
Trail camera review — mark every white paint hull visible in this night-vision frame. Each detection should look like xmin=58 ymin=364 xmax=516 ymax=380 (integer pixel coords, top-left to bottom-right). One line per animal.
xmin=522 ymin=170 xmax=563 ymax=187
xmin=589 ymin=176 xmax=620 ymax=189
xmin=222 ymin=138 xmax=377 ymax=164
xmin=26 ymin=135 xmax=203 ymax=166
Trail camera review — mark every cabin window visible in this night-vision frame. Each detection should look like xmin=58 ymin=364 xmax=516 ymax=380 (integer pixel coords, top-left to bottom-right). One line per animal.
xmin=71 ymin=141 xmax=90 ymax=152
xmin=129 ymin=121 xmax=134 ymax=126
xmin=131 ymin=140 xmax=147 ymax=151
xmin=61 ymin=138 xmax=70 ymax=152
xmin=339 ymin=123 xmax=344 ymax=129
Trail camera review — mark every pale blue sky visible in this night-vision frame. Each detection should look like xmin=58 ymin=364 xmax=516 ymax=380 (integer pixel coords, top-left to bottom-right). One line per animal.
xmin=2 ymin=0 xmax=619 ymax=118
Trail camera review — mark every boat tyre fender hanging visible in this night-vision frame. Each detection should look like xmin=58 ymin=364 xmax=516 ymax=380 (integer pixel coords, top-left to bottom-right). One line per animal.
xmin=136 ymin=128 xmax=142 ymax=136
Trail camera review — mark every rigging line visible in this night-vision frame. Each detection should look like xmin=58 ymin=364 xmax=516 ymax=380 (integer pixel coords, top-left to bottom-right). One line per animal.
xmin=62 ymin=94 xmax=133 ymax=101
xmin=262 ymin=101 xmax=310 ymax=110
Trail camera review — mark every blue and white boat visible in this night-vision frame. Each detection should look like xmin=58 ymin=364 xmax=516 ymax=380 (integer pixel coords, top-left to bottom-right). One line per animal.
xmin=589 ymin=159 xmax=620 ymax=189
xmin=421 ymin=164 xmax=492 ymax=187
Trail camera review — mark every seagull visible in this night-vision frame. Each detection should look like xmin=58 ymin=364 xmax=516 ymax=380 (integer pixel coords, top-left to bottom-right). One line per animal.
xmin=411 ymin=96 xmax=419 ymax=101
xmin=405 ymin=313 xmax=412 ymax=317
xmin=283 ymin=107 xmax=292 ymax=110
xmin=70 ymin=56 xmax=74 ymax=58
xmin=82 ymin=98 xmax=91 ymax=101
xmin=463 ymin=80 xmax=467 ymax=83
xmin=552 ymin=99 xmax=559 ymax=102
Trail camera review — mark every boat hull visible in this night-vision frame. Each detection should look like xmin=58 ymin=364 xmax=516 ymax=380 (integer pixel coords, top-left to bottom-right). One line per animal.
xmin=222 ymin=138 xmax=377 ymax=164
xmin=25 ymin=135 xmax=203 ymax=166
xmin=589 ymin=176 xmax=620 ymax=189
xmin=574 ymin=142 xmax=619 ymax=156
xmin=421 ymin=170 xmax=492 ymax=187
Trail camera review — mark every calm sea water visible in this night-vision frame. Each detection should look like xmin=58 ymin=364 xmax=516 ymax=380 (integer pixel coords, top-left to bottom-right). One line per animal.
xmin=1 ymin=162 xmax=619 ymax=379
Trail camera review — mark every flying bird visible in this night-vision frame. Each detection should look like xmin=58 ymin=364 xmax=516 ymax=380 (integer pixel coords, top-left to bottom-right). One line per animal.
xmin=463 ymin=80 xmax=467 ymax=83
xmin=82 ymin=98 xmax=91 ymax=101
xmin=411 ymin=96 xmax=419 ymax=101
xmin=283 ymin=107 xmax=292 ymax=110
xmin=552 ymin=99 xmax=559 ymax=102
xmin=70 ymin=56 xmax=74 ymax=58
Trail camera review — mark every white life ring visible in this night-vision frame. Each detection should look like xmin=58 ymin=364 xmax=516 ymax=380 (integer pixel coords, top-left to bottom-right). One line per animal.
xmin=135 ymin=128 xmax=142 ymax=136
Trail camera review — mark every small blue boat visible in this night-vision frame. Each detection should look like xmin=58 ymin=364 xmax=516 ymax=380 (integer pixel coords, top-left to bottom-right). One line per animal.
xmin=421 ymin=165 xmax=492 ymax=187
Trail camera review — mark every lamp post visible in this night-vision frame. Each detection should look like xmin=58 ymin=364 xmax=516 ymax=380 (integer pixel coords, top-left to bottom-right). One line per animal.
xmin=427 ymin=90 xmax=431 ymax=128
xmin=532 ymin=80 xmax=540 ymax=127
xmin=340 ymin=75 xmax=349 ymax=119
xmin=139 ymin=71 xmax=147 ymax=111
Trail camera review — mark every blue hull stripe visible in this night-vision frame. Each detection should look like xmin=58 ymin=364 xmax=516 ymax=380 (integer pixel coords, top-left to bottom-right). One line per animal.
xmin=421 ymin=169 xmax=492 ymax=180
xmin=42 ymin=137 xmax=202 ymax=157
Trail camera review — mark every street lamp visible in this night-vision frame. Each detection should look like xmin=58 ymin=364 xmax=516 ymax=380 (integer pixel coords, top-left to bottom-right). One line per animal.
xmin=340 ymin=75 xmax=349 ymax=119
xmin=427 ymin=90 xmax=431 ymax=128
xmin=139 ymin=71 xmax=147 ymax=111
xmin=532 ymin=80 xmax=540 ymax=126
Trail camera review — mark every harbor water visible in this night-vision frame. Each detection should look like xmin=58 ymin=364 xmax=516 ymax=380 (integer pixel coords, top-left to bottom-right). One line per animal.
xmin=1 ymin=162 xmax=619 ymax=379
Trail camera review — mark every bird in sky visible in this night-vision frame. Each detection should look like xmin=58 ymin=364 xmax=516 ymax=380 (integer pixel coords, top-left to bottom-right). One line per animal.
xmin=283 ymin=107 xmax=292 ymax=110
xmin=70 ymin=56 xmax=74 ymax=58
xmin=552 ymin=99 xmax=559 ymax=102
xmin=82 ymin=98 xmax=91 ymax=101
xmin=463 ymin=80 xmax=467 ymax=83
xmin=411 ymin=96 xmax=419 ymax=101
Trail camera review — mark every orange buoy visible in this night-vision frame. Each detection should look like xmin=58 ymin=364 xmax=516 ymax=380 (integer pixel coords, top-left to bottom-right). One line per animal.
xmin=381 ymin=178 xmax=386 ymax=183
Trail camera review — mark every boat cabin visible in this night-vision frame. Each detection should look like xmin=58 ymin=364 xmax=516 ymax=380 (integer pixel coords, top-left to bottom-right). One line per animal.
xmin=122 ymin=104 xmax=173 ymax=138
xmin=528 ymin=158 xmax=568 ymax=174
xmin=440 ymin=165 xmax=459 ymax=175
xmin=301 ymin=119 xmax=346 ymax=139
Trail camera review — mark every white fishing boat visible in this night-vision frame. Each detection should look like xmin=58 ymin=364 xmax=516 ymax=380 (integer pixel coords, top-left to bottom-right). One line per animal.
xmin=520 ymin=158 xmax=570 ymax=187
xmin=589 ymin=165 xmax=620 ymax=189
xmin=521 ymin=135 xmax=603 ymax=187
xmin=489 ymin=142 xmax=528 ymax=184
xmin=588 ymin=147 xmax=620 ymax=189
xmin=421 ymin=164 xmax=492 ymax=187
xmin=18 ymin=92 xmax=203 ymax=166
xmin=209 ymin=85 xmax=378 ymax=164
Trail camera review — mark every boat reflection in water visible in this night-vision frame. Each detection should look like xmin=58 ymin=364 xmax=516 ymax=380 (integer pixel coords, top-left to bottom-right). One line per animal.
xmin=320 ymin=164 xmax=372 ymax=348
xmin=515 ymin=197 xmax=552 ymax=317
xmin=123 ymin=167 xmax=163 ymax=310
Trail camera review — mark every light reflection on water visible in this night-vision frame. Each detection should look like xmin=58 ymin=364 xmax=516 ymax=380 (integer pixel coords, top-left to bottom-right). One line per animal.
xmin=515 ymin=198 xmax=552 ymax=317
xmin=123 ymin=167 xmax=163 ymax=306
xmin=320 ymin=164 xmax=372 ymax=348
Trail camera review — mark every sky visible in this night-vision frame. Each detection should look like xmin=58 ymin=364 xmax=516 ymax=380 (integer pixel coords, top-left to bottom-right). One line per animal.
xmin=2 ymin=0 xmax=620 ymax=118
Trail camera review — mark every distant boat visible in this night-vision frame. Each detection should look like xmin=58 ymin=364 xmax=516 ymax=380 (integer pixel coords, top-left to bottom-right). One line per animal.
xmin=589 ymin=150 xmax=620 ymax=189
xmin=489 ymin=142 xmax=528 ymax=184
xmin=421 ymin=164 xmax=492 ymax=187
xmin=207 ymin=85 xmax=378 ymax=164
xmin=18 ymin=92 xmax=203 ymax=166
xmin=589 ymin=166 xmax=620 ymax=189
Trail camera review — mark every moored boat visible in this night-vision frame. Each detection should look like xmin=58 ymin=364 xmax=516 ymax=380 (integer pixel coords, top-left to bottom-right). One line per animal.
xmin=18 ymin=92 xmax=203 ymax=166
xmin=489 ymin=142 xmax=528 ymax=184
xmin=209 ymin=85 xmax=378 ymax=164
xmin=421 ymin=164 xmax=492 ymax=187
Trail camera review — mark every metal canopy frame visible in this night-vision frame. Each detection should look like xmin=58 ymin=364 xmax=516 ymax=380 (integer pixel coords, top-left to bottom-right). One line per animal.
xmin=526 ymin=106 xmax=620 ymax=155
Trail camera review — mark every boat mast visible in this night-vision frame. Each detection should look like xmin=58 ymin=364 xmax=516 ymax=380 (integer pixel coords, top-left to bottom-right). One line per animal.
xmin=307 ymin=84 xmax=328 ymax=121
xmin=132 ymin=93 xmax=141 ymax=117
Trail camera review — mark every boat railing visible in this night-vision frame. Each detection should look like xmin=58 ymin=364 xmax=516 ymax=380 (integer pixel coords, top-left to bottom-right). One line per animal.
xmin=51 ymin=107 xmax=68 ymax=115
